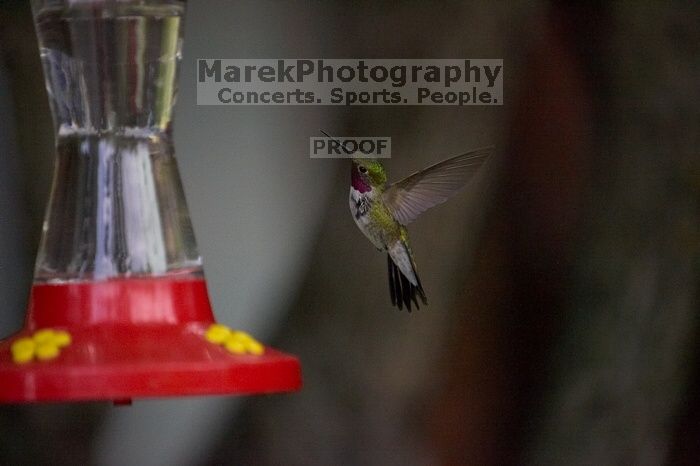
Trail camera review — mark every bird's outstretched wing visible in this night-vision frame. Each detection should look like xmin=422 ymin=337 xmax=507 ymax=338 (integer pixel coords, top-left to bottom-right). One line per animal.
xmin=382 ymin=147 xmax=493 ymax=225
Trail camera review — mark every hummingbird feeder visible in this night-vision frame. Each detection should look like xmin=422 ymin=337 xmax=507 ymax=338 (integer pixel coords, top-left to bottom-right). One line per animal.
xmin=0 ymin=0 xmax=301 ymax=403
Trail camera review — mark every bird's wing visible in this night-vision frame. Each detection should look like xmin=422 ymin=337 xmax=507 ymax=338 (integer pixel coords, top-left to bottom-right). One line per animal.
xmin=382 ymin=147 xmax=492 ymax=225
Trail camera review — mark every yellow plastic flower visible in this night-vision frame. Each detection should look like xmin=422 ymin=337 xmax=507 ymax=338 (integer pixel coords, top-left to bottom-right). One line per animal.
xmin=10 ymin=329 xmax=72 ymax=364
xmin=35 ymin=343 xmax=60 ymax=361
xmin=204 ymin=324 xmax=231 ymax=344
xmin=10 ymin=338 xmax=35 ymax=364
xmin=204 ymin=324 xmax=265 ymax=355
xmin=224 ymin=338 xmax=246 ymax=354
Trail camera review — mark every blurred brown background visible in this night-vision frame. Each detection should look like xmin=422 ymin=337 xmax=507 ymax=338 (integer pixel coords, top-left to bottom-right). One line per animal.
xmin=0 ymin=1 xmax=698 ymax=465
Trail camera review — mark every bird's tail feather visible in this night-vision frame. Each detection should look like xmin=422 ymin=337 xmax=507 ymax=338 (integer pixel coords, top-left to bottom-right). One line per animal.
xmin=388 ymin=254 xmax=427 ymax=311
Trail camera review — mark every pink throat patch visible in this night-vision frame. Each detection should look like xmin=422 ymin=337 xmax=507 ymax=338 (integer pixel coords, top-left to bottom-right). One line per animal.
xmin=351 ymin=165 xmax=371 ymax=193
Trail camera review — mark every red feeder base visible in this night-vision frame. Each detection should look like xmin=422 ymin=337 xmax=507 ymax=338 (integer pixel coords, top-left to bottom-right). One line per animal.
xmin=0 ymin=278 xmax=302 ymax=403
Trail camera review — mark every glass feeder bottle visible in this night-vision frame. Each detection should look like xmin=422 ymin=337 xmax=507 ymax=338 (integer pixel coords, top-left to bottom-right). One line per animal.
xmin=0 ymin=0 xmax=301 ymax=403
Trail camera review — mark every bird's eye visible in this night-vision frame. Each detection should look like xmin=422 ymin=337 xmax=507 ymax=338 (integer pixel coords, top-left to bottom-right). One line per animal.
xmin=358 ymin=166 xmax=367 ymax=174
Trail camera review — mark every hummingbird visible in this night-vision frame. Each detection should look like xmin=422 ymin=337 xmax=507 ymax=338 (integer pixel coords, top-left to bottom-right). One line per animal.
xmin=327 ymin=132 xmax=492 ymax=311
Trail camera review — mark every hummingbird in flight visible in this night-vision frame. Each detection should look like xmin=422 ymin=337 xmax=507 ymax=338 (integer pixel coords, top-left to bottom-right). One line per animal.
xmin=324 ymin=132 xmax=492 ymax=311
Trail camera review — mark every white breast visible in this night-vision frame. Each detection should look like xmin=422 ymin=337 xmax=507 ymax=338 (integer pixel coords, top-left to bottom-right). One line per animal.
xmin=349 ymin=187 xmax=384 ymax=250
